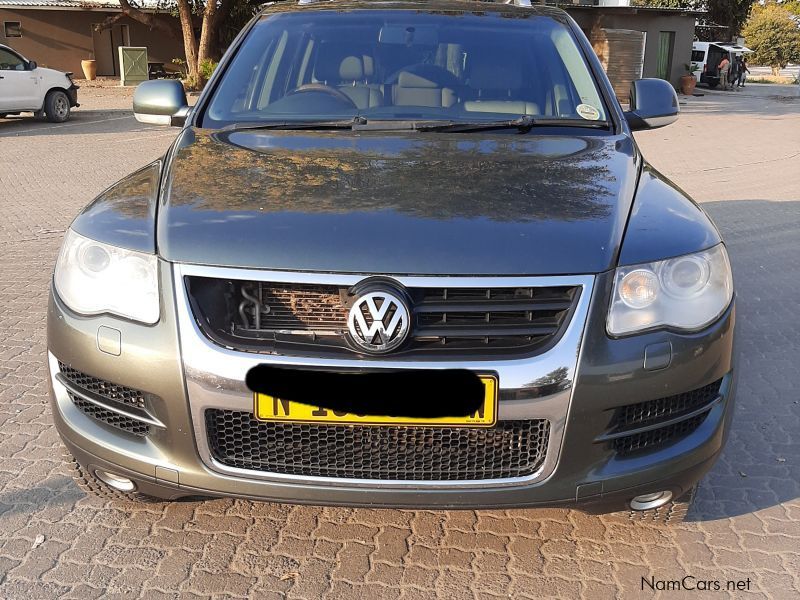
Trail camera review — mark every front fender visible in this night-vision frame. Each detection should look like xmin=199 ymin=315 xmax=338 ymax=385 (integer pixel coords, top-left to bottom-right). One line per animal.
xmin=619 ymin=165 xmax=722 ymax=266
xmin=70 ymin=161 xmax=162 ymax=253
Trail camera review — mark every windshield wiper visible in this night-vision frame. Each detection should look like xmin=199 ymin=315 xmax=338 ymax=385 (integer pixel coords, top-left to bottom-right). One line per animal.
xmin=221 ymin=116 xmax=367 ymax=132
xmin=398 ymin=116 xmax=610 ymax=133
xmin=220 ymin=115 xmax=608 ymax=134
xmin=352 ymin=116 xmax=608 ymax=133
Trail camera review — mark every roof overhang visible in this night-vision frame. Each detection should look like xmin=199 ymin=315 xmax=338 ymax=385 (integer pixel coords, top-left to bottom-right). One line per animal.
xmin=0 ymin=1 xmax=163 ymax=12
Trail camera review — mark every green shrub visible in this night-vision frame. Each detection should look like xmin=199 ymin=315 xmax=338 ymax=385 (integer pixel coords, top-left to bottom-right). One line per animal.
xmin=199 ymin=59 xmax=219 ymax=82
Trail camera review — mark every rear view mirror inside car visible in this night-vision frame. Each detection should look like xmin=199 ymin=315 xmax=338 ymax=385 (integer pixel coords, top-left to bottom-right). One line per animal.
xmin=379 ymin=24 xmax=439 ymax=46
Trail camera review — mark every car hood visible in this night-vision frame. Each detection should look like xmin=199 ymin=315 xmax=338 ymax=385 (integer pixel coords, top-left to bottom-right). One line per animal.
xmin=37 ymin=66 xmax=69 ymax=79
xmin=158 ymin=127 xmax=639 ymax=275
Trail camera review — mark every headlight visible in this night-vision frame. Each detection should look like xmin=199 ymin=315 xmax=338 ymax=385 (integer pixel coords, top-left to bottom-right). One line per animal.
xmin=607 ymin=244 xmax=733 ymax=336
xmin=54 ymin=229 xmax=159 ymax=324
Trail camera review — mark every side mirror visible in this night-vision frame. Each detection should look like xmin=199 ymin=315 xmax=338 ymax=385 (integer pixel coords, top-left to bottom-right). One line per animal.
xmin=27 ymin=60 xmax=37 ymax=70
xmin=624 ymin=78 xmax=679 ymax=131
xmin=133 ymin=79 xmax=189 ymax=127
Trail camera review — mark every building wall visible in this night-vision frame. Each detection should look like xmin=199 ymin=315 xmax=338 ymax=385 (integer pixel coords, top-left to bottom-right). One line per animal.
xmin=0 ymin=8 xmax=184 ymax=77
xmin=567 ymin=8 xmax=695 ymax=89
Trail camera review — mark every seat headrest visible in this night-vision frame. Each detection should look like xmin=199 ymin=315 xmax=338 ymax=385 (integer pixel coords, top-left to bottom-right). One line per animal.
xmin=397 ymin=71 xmax=439 ymax=89
xmin=314 ymin=50 xmax=345 ymax=83
xmin=362 ymin=55 xmax=374 ymax=78
xmin=339 ymin=56 xmax=364 ymax=81
xmin=469 ymin=57 xmax=523 ymax=91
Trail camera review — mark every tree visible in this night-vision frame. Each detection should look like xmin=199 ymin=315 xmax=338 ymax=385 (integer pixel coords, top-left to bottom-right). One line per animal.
xmin=742 ymin=4 xmax=800 ymax=75
xmin=775 ymin=0 xmax=800 ymax=16
xmin=97 ymin=0 xmax=258 ymax=85
xmin=706 ymin=0 xmax=756 ymax=40
xmin=633 ymin=0 xmax=755 ymax=40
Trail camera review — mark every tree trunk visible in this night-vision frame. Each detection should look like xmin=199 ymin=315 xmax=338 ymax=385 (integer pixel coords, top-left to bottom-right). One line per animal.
xmin=175 ymin=0 xmax=199 ymax=78
xmin=197 ymin=2 xmax=217 ymax=66
xmin=199 ymin=0 xmax=237 ymax=64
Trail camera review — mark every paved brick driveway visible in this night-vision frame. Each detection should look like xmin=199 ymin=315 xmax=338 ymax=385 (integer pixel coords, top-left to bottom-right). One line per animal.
xmin=0 ymin=87 xmax=798 ymax=599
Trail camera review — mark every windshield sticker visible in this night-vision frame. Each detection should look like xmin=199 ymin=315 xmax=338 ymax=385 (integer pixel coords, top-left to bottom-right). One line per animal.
xmin=577 ymin=104 xmax=601 ymax=121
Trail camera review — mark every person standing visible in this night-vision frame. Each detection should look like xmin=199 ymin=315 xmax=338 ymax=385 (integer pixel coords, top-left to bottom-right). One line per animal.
xmin=729 ymin=57 xmax=740 ymax=90
xmin=737 ymin=56 xmax=751 ymax=87
xmin=718 ymin=55 xmax=731 ymax=90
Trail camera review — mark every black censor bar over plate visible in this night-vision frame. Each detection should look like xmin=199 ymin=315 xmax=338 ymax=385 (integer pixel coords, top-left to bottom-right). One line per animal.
xmin=246 ymin=365 xmax=486 ymax=418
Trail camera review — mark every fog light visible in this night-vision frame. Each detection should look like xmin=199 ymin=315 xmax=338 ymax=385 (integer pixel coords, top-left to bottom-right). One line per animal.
xmin=630 ymin=491 xmax=672 ymax=511
xmin=94 ymin=469 xmax=136 ymax=492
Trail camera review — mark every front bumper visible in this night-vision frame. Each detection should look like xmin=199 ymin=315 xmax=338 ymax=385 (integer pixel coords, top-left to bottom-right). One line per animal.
xmin=67 ymin=84 xmax=79 ymax=108
xmin=47 ymin=264 xmax=736 ymax=510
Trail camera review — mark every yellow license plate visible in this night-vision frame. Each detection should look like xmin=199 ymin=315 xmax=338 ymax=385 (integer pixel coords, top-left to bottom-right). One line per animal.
xmin=254 ymin=375 xmax=498 ymax=427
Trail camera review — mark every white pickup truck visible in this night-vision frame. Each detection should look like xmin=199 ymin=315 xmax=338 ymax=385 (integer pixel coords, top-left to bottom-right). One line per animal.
xmin=0 ymin=44 xmax=79 ymax=122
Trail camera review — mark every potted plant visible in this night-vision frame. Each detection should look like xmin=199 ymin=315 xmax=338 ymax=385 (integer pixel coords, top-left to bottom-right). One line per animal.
xmin=680 ymin=63 xmax=698 ymax=95
xmin=81 ymin=55 xmax=97 ymax=81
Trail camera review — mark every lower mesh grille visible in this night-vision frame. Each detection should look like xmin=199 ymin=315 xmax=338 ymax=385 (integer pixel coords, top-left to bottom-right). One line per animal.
xmin=611 ymin=379 xmax=723 ymax=455
xmin=68 ymin=393 xmax=150 ymax=437
xmin=58 ymin=362 xmax=153 ymax=437
xmin=205 ymin=410 xmax=550 ymax=481
xmin=613 ymin=414 xmax=708 ymax=455
xmin=58 ymin=362 xmax=146 ymax=410
xmin=614 ymin=379 xmax=723 ymax=429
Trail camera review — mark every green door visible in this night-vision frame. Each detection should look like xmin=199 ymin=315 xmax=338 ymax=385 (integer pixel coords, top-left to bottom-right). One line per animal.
xmin=657 ymin=31 xmax=675 ymax=81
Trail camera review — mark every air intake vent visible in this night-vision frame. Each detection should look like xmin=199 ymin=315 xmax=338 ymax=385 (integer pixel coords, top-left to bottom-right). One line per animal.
xmin=57 ymin=362 xmax=157 ymax=437
xmin=606 ymin=379 xmax=723 ymax=455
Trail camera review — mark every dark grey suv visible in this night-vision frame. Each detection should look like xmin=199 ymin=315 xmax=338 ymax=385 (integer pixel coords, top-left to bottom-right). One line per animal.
xmin=48 ymin=0 xmax=736 ymax=522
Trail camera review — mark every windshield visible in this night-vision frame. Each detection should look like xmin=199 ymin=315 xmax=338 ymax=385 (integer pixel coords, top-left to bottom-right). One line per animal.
xmin=202 ymin=10 xmax=609 ymax=129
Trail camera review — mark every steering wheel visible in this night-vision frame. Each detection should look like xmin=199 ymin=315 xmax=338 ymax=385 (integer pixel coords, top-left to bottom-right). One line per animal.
xmin=286 ymin=83 xmax=358 ymax=109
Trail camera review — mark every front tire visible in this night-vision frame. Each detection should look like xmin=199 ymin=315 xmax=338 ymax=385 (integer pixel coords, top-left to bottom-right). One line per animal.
xmin=45 ymin=90 xmax=71 ymax=123
xmin=63 ymin=449 xmax=161 ymax=503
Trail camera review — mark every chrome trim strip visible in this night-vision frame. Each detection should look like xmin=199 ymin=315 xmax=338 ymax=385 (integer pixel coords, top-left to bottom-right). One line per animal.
xmin=173 ymin=263 xmax=595 ymax=490
xmin=55 ymin=373 xmax=166 ymax=429
xmin=176 ymin=263 xmax=592 ymax=289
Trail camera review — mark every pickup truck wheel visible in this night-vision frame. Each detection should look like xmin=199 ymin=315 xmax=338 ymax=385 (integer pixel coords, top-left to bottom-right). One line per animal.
xmin=63 ymin=449 xmax=161 ymax=504
xmin=45 ymin=90 xmax=71 ymax=123
xmin=624 ymin=485 xmax=697 ymax=524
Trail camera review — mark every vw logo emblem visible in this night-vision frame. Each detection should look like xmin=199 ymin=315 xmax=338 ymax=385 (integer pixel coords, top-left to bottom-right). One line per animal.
xmin=347 ymin=290 xmax=410 ymax=353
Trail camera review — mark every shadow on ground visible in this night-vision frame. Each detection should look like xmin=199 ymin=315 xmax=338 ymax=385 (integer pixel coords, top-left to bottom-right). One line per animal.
xmin=0 ymin=110 xmax=146 ymax=138
xmin=688 ymin=199 xmax=800 ymax=521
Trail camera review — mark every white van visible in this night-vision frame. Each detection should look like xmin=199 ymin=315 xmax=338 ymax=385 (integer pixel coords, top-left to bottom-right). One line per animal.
xmin=691 ymin=42 xmax=752 ymax=88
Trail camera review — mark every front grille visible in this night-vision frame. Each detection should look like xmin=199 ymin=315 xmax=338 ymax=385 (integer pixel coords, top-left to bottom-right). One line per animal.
xmin=57 ymin=362 xmax=152 ymax=437
xmin=58 ymin=363 xmax=146 ymax=410
xmin=611 ymin=379 xmax=723 ymax=455
xmin=68 ymin=393 xmax=150 ymax=437
xmin=206 ymin=409 xmax=550 ymax=481
xmin=186 ymin=277 xmax=580 ymax=358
